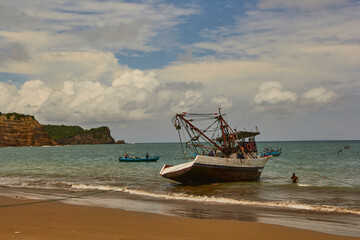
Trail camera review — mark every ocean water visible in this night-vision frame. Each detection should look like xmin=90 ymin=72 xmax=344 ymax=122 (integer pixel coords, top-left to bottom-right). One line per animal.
xmin=1 ymin=141 xmax=360 ymax=236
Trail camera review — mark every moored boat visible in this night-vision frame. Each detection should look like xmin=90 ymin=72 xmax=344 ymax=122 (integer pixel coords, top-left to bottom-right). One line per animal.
xmin=160 ymin=109 xmax=271 ymax=184
xmin=261 ymin=147 xmax=282 ymax=157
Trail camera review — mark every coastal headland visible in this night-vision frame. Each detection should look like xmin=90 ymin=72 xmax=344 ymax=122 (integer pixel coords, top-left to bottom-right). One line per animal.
xmin=0 ymin=195 xmax=358 ymax=240
xmin=0 ymin=112 xmax=125 ymax=147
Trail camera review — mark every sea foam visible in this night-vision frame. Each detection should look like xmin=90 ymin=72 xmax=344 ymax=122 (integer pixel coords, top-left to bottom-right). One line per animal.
xmin=69 ymin=184 xmax=360 ymax=216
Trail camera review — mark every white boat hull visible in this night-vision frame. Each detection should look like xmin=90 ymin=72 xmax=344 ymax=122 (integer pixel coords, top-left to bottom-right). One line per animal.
xmin=160 ymin=155 xmax=271 ymax=184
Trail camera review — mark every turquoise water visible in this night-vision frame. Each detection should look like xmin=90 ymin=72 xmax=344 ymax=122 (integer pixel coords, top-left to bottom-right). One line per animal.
xmin=1 ymin=141 xmax=360 ymax=236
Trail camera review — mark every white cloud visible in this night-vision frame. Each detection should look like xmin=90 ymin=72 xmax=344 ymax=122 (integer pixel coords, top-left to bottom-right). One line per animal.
xmin=0 ymin=50 xmax=126 ymax=86
xmin=155 ymin=60 xmax=290 ymax=101
xmin=63 ymin=81 xmax=75 ymax=96
xmin=252 ymin=81 xmax=297 ymax=105
xmin=0 ymin=31 xmax=55 ymax=53
xmin=0 ymin=1 xmax=199 ymax=90
xmin=0 ymin=82 xmax=17 ymax=110
xmin=251 ymin=82 xmax=343 ymax=112
xmin=176 ymin=90 xmax=203 ymax=110
xmin=191 ymin=1 xmax=360 ymax=91
xmin=0 ymin=70 xmax=203 ymax=123
xmin=113 ymin=70 xmax=160 ymax=92
xmin=0 ymin=1 xmax=198 ymax=53
xmin=301 ymin=87 xmax=339 ymax=104
xmin=1 ymin=80 xmax=52 ymax=114
xmin=211 ymin=96 xmax=233 ymax=108
xmin=249 ymin=81 xmax=347 ymax=115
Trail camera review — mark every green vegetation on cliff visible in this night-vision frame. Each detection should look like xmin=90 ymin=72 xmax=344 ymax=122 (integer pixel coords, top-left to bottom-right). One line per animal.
xmin=43 ymin=125 xmax=109 ymax=140
xmin=0 ymin=112 xmax=34 ymax=120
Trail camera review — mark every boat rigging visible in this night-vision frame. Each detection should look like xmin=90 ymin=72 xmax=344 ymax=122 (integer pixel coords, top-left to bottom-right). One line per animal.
xmin=160 ymin=108 xmax=271 ymax=184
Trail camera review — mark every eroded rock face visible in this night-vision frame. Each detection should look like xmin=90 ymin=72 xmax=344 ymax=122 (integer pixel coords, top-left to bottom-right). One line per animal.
xmin=0 ymin=113 xmax=119 ymax=147
xmin=0 ymin=114 xmax=58 ymax=147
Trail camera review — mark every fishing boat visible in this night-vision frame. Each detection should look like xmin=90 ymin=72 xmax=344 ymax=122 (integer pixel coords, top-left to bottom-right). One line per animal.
xmin=119 ymin=156 xmax=159 ymax=162
xmin=261 ymin=147 xmax=282 ymax=157
xmin=160 ymin=109 xmax=271 ymax=184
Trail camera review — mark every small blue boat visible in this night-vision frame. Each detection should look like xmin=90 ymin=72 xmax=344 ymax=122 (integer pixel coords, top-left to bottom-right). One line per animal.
xmin=119 ymin=156 xmax=159 ymax=162
xmin=261 ymin=147 xmax=281 ymax=157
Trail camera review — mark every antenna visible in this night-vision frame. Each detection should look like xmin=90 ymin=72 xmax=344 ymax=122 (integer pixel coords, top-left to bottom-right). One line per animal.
xmin=215 ymin=87 xmax=221 ymax=109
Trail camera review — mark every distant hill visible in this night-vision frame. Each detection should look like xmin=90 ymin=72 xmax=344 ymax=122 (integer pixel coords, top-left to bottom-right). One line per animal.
xmin=0 ymin=112 xmax=123 ymax=147
xmin=43 ymin=125 xmax=116 ymax=145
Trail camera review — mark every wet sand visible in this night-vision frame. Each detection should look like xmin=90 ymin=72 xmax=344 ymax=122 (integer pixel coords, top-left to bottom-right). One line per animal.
xmin=0 ymin=196 xmax=358 ymax=240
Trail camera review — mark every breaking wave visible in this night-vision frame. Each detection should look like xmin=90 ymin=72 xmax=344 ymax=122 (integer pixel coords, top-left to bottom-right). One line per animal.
xmin=2 ymin=178 xmax=359 ymax=216
xmin=69 ymin=184 xmax=360 ymax=216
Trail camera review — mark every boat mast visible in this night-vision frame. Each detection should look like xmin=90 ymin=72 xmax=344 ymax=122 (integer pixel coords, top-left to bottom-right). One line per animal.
xmin=176 ymin=113 xmax=223 ymax=151
xmin=218 ymin=108 xmax=228 ymax=150
xmin=175 ymin=110 xmax=253 ymax=158
xmin=217 ymin=109 xmax=249 ymax=157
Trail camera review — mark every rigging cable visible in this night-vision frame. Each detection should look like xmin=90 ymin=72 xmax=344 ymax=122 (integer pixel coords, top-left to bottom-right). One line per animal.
xmin=0 ymin=186 xmax=124 ymax=208
xmin=174 ymin=117 xmax=186 ymax=157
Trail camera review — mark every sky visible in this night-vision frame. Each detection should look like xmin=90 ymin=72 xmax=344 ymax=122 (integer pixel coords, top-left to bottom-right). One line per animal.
xmin=0 ymin=0 xmax=359 ymax=142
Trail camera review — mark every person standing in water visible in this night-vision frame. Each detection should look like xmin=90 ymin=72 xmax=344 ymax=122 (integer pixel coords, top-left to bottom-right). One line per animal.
xmin=290 ymin=173 xmax=299 ymax=183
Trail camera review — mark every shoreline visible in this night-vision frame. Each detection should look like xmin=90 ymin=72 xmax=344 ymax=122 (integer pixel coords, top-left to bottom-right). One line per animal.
xmin=1 ymin=186 xmax=360 ymax=237
xmin=1 ymin=195 xmax=359 ymax=240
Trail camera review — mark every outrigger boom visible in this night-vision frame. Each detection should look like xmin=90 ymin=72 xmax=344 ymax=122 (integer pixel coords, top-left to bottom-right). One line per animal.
xmin=173 ymin=108 xmax=256 ymax=159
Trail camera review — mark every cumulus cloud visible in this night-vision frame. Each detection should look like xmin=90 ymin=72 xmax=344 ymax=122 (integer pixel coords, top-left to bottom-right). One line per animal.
xmin=211 ymin=96 xmax=233 ymax=108
xmin=0 ymin=82 xmax=17 ymax=109
xmin=113 ymin=70 xmax=160 ymax=91
xmin=301 ymin=87 xmax=339 ymax=104
xmin=0 ymin=70 xmax=203 ymax=123
xmin=251 ymin=82 xmax=343 ymax=112
xmin=0 ymin=80 xmax=52 ymax=114
xmin=252 ymin=81 xmax=297 ymax=105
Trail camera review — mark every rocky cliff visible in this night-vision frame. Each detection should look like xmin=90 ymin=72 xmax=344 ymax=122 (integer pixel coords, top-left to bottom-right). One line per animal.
xmin=0 ymin=112 xmax=120 ymax=147
xmin=0 ymin=113 xmax=58 ymax=147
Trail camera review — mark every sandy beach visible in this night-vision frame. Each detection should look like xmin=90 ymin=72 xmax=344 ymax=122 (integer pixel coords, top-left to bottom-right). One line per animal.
xmin=0 ymin=196 xmax=358 ymax=240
